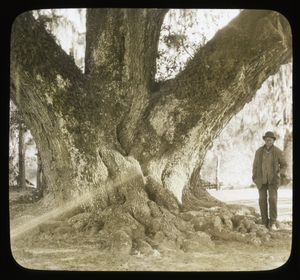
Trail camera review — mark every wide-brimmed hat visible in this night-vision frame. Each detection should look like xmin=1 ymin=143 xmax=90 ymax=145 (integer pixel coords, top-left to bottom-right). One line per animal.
xmin=262 ymin=131 xmax=276 ymax=141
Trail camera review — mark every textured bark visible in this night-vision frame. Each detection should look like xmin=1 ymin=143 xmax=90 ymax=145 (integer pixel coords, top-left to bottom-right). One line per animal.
xmin=10 ymin=9 xmax=292 ymax=252
xmin=182 ymin=165 xmax=226 ymax=211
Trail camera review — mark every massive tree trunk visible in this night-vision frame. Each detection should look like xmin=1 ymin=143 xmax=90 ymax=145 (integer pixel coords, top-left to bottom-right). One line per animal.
xmin=10 ymin=9 xmax=292 ymax=251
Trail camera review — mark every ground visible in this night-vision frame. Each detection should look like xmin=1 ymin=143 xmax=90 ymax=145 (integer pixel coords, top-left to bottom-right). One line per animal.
xmin=9 ymin=187 xmax=292 ymax=271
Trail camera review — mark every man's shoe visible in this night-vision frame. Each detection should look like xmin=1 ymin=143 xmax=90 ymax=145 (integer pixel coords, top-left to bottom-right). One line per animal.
xmin=260 ymin=220 xmax=269 ymax=229
xmin=264 ymin=223 xmax=269 ymax=229
xmin=270 ymin=224 xmax=278 ymax=231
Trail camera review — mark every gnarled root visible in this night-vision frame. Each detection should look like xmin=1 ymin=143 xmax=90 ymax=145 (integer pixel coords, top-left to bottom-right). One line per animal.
xmin=145 ymin=175 xmax=182 ymax=215
xmin=179 ymin=206 xmax=292 ymax=246
xmin=33 ymin=197 xmax=291 ymax=256
xmin=30 ymin=163 xmax=291 ymax=255
xmin=181 ymin=167 xmax=227 ymax=210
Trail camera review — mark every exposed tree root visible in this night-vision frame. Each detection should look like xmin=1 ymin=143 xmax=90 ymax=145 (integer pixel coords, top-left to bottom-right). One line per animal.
xmin=182 ymin=184 xmax=226 ymax=210
xmin=10 ymin=163 xmax=292 ymax=256
xmin=145 ymin=175 xmax=182 ymax=215
xmin=24 ymin=187 xmax=291 ymax=257
xmin=31 ymin=202 xmax=291 ymax=257
xmin=12 ymin=193 xmax=292 ymax=256
xmin=182 ymin=166 xmax=227 ymax=210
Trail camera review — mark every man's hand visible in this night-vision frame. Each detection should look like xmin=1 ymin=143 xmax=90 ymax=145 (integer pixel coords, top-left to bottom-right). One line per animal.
xmin=280 ymin=171 xmax=286 ymax=178
xmin=278 ymin=170 xmax=286 ymax=178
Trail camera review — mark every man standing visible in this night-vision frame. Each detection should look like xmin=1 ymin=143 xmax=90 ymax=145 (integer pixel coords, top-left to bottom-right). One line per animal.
xmin=252 ymin=131 xmax=287 ymax=230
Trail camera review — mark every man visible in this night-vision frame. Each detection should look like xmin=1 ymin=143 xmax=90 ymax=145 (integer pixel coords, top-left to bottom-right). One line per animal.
xmin=252 ymin=131 xmax=287 ymax=230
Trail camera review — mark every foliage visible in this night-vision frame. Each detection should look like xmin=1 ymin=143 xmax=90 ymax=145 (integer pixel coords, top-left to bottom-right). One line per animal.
xmin=32 ymin=9 xmax=86 ymax=71
xmin=155 ymin=9 xmax=240 ymax=82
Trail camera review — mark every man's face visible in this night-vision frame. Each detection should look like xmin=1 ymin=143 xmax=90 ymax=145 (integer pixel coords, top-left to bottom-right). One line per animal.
xmin=264 ymin=137 xmax=274 ymax=148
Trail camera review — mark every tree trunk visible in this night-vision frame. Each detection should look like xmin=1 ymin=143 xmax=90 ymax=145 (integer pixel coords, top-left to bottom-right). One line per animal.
xmin=283 ymin=130 xmax=292 ymax=182
xmin=17 ymin=120 xmax=25 ymax=189
xmin=10 ymin=9 xmax=292 ymax=251
xmin=216 ymin=155 xmax=220 ymax=191
xmin=36 ymin=151 xmax=42 ymax=189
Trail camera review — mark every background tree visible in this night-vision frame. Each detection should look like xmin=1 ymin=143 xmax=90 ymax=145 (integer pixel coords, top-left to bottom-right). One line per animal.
xmin=155 ymin=9 xmax=240 ymax=82
xmin=9 ymin=101 xmax=20 ymax=186
xmin=9 ymin=101 xmax=28 ymax=189
xmin=17 ymin=119 xmax=25 ymax=189
xmin=9 ymin=101 xmax=37 ymax=188
xmin=10 ymin=9 xmax=292 ymax=252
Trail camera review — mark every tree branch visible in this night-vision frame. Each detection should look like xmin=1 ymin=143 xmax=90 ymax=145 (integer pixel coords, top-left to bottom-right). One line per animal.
xmin=90 ymin=9 xmax=170 ymax=149
xmin=85 ymin=8 xmax=168 ymax=90
xmin=10 ymin=12 xmax=96 ymax=200
xmin=143 ymin=9 xmax=292 ymax=147
xmin=9 ymin=11 xmax=102 ymax=148
xmin=125 ymin=10 xmax=292 ymax=196
xmin=10 ymin=12 xmax=89 ymax=119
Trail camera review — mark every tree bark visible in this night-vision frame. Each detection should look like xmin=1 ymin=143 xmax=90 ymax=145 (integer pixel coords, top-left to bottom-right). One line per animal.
xmin=182 ymin=165 xmax=226 ymax=210
xmin=10 ymin=9 xmax=292 ymax=250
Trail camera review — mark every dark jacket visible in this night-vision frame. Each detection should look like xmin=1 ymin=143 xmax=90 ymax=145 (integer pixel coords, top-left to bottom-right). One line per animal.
xmin=252 ymin=144 xmax=287 ymax=189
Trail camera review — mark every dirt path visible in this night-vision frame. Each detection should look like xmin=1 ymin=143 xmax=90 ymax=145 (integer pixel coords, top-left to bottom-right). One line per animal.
xmin=11 ymin=236 xmax=291 ymax=271
xmin=9 ymin=188 xmax=293 ymax=271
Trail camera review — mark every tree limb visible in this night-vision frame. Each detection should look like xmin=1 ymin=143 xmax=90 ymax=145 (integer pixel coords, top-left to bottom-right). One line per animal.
xmin=156 ymin=10 xmax=292 ymax=135
xmin=10 ymin=11 xmax=89 ymax=118
xmin=124 ymin=10 xmax=292 ymax=197
xmin=131 ymin=10 xmax=292 ymax=154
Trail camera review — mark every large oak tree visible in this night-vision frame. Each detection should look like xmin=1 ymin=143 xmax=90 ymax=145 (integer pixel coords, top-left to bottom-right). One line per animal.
xmin=10 ymin=9 xmax=292 ymax=252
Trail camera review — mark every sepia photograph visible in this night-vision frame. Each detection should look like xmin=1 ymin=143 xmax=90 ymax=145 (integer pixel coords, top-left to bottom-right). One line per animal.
xmin=9 ymin=8 xmax=293 ymax=271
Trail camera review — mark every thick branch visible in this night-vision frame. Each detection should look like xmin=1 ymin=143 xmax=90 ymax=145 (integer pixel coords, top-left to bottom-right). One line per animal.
xmin=154 ymin=10 xmax=291 ymax=140
xmin=10 ymin=12 xmax=98 ymax=204
xmin=10 ymin=12 xmax=93 ymax=128
xmin=10 ymin=12 xmax=88 ymax=96
xmin=85 ymin=8 xmax=168 ymax=142
xmin=124 ymin=10 xmax=292 ymax=200
xmin=130 ymin=10 xmax=292 ymax=159
xmin=85 ymin=8 xmax=168 ymax=89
